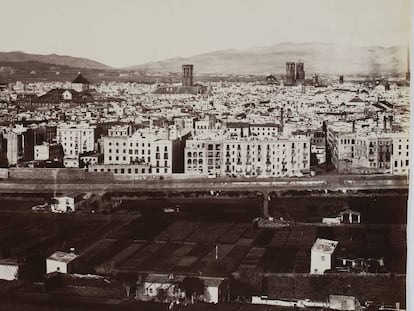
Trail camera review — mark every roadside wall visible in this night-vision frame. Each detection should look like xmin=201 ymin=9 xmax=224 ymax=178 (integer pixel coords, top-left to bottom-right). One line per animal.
xmin=8 ymin=168 xmax=86 ymax=180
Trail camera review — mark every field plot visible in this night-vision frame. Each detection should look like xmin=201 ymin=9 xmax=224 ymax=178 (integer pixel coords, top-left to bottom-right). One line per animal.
xmin=173 ymin=244 xmax=213 ymax=273
xmin=0 ymin=213 xmax=126 ymax=259
xmin=109 ymin=215 xmax=172 ymax=241
xmin=117 ymin=243 xmax=164 ymax=271
xmin=81 ymin=239 xmax=129 ymax=267
xmin=221 ymin=245 xmax=251 ymax=272
xmin=139 ymin=243 xmax=182 ymax=271
xmin=270 ymin=195 xmax=408 ymax=224
xmin=253 ymin=230 xmax=275 ymax=247
xmin=219 ymin=223 xmax=250 ymax=244
xmin=108 ymin=243 xmax=147 ymax=266
xmin=185 ymin=222 xmax=233 ymax=243
xmin=0 ymin=198 xmax=44 ymax=212
xmin=241 ymin=247 xmax=266 ymax=267
xmin=260 ymin=246 xmax=297 ymax=273
xmin=268 ymin=229 xmax=289 ymax=248
xmin=155 ymin=244 xmax=195 ymax=272
xmin=155 ymin=221 xmax=200 ymax=242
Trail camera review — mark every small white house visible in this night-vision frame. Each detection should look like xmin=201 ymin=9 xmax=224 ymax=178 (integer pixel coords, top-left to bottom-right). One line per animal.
xmin=63 ymin=157 xmax=79 ymax=168
xmin=0 ymin=259 xmax=19 ymax=281
xmin=142 ymin=274 xmax=185 ymax=301
xmin=202 ymin=277 xmax=228 ymax=304
xmin=51 ymin=193 xmax=85 ymax=213
xmin=329 ymin=295 xmax=358 ymax=311
xmin=46 ymin=251 xmax=78 ymax=274
xmin=62 ymin=90 xmax=73 ymax=100
xmin=310 ymin=238 xmax=338 ymax=274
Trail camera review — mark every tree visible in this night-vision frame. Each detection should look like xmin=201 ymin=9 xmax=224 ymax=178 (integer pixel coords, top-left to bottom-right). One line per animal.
xmin=156 ymin=288 xmax=168 ymax=302
xmin=0 ymin=153 xmax=9 ymax=168
xmin=180 ymin=276 xmax=204 ymax=298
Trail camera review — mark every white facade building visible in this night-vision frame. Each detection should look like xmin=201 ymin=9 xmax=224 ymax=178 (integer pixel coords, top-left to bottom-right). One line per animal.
xmin=46 ymin=251 xmax=78 ymax=274
xmin=57 ymin=123 xmax=95 ymax=167
xmin=391 ymin=133 xmax=410 ymax=175
xmin=102 ymin=128 xmax=173 ymax=175
xmin=51 ymin=193 xmax=84 ymax=213
xmin=310 ymin=238 xmax=338 ymax=275
xmin=0 ymin=259 xmax=19 ymax=281
xmin=184 ymin=134 xmax=310 ymax=178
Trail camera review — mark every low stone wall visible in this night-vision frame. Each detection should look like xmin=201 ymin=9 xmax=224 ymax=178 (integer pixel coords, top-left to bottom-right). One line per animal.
xmin=8 ymin=168 xmax=86 ymax=180
xmin=0 ymin=169 xmax=8 ymax=179
xmin=85 ymin=171 xmax=114 ymax=181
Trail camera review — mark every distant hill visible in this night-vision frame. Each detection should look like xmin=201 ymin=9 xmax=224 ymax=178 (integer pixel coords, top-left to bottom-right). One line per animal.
xmin=126 ymin=42 xmax=408 ymax=75
xmin=0 ymin=51 xmax=111 ymax=70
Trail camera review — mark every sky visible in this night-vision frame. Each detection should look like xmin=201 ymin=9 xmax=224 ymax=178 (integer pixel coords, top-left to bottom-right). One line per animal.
xmin=0 ymin=0 xmax=411 ymax=67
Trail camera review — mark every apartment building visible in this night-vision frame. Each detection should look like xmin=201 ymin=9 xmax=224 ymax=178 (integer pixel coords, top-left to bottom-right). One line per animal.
xmin=391 ymin=133 xmax=410 ymax=175
xmin=56 ymin=123 xmax=95 ymax=167
xmin=102 ymin=128 xmax=172 ymax=175
xmin=222 ymin=136 xmax=310 ymax=177
xmin=327 ymin=122 xmax=409 ymax=175
xmin=184 ymin=134 xmax=310 ymax=178
xmin=185 ymin=137 xmax=223 ymax=177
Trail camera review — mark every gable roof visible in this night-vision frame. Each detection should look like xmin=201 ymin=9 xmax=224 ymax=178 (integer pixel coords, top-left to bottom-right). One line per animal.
xmin=348 ymin=96 xmax=365 ymax=103
xmin=72 ymin=73 xmax=89 ymax=84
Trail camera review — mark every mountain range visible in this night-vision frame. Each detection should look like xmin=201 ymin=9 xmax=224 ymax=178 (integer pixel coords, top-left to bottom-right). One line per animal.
xmin=0 ymin=51 xmax=110 ymax=70
xmin=127 ymin=42 xmax=408 ymax=75
xmin=0 ymin=42 xmax=409 ymax=76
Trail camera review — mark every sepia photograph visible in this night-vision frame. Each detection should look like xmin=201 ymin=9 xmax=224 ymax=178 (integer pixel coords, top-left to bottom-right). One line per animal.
xmin=0 ymin=0 xmax=411 ymax=310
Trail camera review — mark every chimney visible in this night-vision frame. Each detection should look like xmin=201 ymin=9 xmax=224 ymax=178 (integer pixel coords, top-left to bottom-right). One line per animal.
xmin=70 ymin=247 xmax=75 ymax=255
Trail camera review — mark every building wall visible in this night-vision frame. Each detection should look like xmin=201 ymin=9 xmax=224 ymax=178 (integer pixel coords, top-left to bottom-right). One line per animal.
xmin=0 ymin=263 xmax=19 ymax=281
xmin=391 ymin=135 xmax=409 ymax=175
xmin=184 ymin=136 xmax=310 ymax=177
xmin=46 ymin=259 xmax=68 ymax=274
xmin=310 ymin=250 xmax=332 ymax=274
xmin=4 ymin=132 xmax=18 ymax=166
xmin=51 ymin=196 xmax=75 ymax=213
xmin=8 ymin=168 xmax=86 ymax=180
xmin=223 ymin=137 xmax=310 ymax=177
xmin=250 ymin=125 xmax=279 ymax=138
xmin=35 ymin=144 xmax=50 ymax=161
xmin=204 ymin=286 xmax=219 ymax=303
xmin=88 ymin=164 xmax=151 ymax=176
xmin=57 ymin=124 xmax=95 ymax=159
xmin=103 ymin=133 xmax=173 ymax=174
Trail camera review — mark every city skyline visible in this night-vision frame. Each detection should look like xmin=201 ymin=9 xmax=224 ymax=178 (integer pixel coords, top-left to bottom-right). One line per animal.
xmin=0 ymin=0 xmax=411 ymax=67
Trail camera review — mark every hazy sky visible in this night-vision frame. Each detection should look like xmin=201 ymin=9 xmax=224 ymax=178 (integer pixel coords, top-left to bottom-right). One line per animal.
xmin=0 ymin=0 xmax=411 ymax=67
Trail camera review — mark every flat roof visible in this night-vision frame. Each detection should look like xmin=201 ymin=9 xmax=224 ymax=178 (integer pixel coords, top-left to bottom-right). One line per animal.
xmin=48 ymin=251 xmax=78 ymax=263
xmin=311 ymin=238 xmax=338 ymax=254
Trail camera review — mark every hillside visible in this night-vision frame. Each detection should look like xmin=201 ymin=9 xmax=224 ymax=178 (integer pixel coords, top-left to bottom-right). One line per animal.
xmin=0 ymin=51 xmax=110 ymax=70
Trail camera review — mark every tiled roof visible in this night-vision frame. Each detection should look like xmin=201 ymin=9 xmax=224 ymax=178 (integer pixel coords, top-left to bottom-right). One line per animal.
xmin=72 ymin=73 xmax=90 ymax=84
